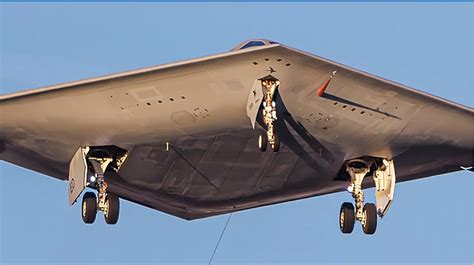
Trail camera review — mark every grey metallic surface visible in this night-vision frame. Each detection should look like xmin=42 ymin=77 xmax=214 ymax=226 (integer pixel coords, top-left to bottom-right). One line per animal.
xmin=1 ymin=41 xmax=473 ymax=219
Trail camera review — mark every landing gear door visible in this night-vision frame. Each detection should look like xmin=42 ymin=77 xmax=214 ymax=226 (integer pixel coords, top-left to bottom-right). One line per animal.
xmin=374 ymin=159 xmax=396 ymax=217
xmin=68 ymin=147 xmax=89 ymax=205
xmin=246 ymin=79 xmax=263 ymax=129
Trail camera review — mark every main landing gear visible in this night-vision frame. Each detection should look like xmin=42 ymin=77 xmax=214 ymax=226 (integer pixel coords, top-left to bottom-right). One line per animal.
xmin=339 ymin=158 xmax=396 ymax=235
xmin=81 ymin=156 xmax=120 ymax=225
xmin=258 ymin=75 xmax=280 ymax=153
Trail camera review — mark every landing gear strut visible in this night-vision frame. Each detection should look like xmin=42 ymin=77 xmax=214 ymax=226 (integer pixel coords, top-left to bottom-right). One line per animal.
xmin=339 ymin=158 xmax=396 ymax=235
xmin=81 ymin=156 xmax=120 ymax=225
xmin=258 ymin=75 xmax=280 ymax=152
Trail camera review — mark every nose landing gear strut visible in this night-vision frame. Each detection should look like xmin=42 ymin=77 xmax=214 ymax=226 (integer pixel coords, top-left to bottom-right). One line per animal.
xmin=258 ymin=75 xmax=280 ymax=152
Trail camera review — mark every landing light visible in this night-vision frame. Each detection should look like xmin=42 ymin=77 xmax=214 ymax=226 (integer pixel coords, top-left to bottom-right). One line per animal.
xmin=90 ymin=175 xmax=96 ymax=182
xmin=347 ymin=185 xmax=353 ymax=193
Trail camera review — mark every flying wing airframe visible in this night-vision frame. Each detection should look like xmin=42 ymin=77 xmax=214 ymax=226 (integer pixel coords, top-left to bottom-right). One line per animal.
xmin=1 ymin=39 xmax=472 ymax=234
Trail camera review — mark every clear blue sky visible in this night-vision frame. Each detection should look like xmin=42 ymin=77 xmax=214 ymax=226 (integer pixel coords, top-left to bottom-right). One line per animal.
xmin=1 ymin=3 xmax=473 ymax=264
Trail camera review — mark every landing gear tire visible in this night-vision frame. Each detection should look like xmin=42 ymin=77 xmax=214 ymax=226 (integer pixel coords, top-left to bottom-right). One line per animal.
xmin=271 ymin=134 xmax=280 ymax=152
xmin=362 ymin=203 xmax=377 ymax=235
xmin=339 ymin=202 xmax=355 ymax=234
xmin=82 ymin=192 xmax=97 ymax=224
xmin=258 ymin=133 xmax=268 ymax=152
xmin=104 ymin=193 xmax=120 ymax=225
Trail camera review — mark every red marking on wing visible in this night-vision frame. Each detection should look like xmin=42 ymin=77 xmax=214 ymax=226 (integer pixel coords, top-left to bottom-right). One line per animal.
xmin=317 ymin=78 xmax=332 ymax=97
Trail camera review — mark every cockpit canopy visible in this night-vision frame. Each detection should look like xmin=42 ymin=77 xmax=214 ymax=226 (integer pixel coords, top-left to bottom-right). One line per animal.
xmin=231 ymin=39 xmax=279 ymax=51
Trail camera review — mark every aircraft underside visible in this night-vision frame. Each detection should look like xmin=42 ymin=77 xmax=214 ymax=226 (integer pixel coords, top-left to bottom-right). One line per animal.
xmin=73 ymin=74 xmax=405 ymax=235
xmin=1 ymin=39 xmax=472 ymax=236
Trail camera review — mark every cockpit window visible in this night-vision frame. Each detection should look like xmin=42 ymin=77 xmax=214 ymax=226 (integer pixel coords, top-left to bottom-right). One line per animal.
xmin=240 ymin=41 xmax=266 ymax=49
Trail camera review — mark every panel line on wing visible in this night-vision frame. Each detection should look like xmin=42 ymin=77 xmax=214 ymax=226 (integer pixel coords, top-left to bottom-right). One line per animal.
xmin=169 ymin=144 xmax=220 ymax=190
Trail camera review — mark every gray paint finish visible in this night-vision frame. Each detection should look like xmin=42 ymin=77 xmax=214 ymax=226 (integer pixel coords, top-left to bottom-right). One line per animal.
xmin=0 ymin=41 xmax=472 ymax=219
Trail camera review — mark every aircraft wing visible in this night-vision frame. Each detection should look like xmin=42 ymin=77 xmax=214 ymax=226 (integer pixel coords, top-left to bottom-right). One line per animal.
xmin=1 ymin=41 xmax=473 ymax=220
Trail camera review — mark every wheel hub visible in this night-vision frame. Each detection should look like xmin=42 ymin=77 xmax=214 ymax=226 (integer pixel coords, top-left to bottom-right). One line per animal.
xmin=339 ymin=211 xmax=345 ymax=227
xmin=82 ymin=201 xmax=86 ymax=217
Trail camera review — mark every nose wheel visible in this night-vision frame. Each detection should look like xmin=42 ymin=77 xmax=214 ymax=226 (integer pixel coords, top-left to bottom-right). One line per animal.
xmin=258 ymin=133 xmax=268 ymax=152
xmin=258 ymin=132 xmax=280 ymax=152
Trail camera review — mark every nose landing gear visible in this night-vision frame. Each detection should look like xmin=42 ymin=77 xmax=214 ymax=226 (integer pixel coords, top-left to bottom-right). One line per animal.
xmin=258 ymin=76 xmax=280 ymax=152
